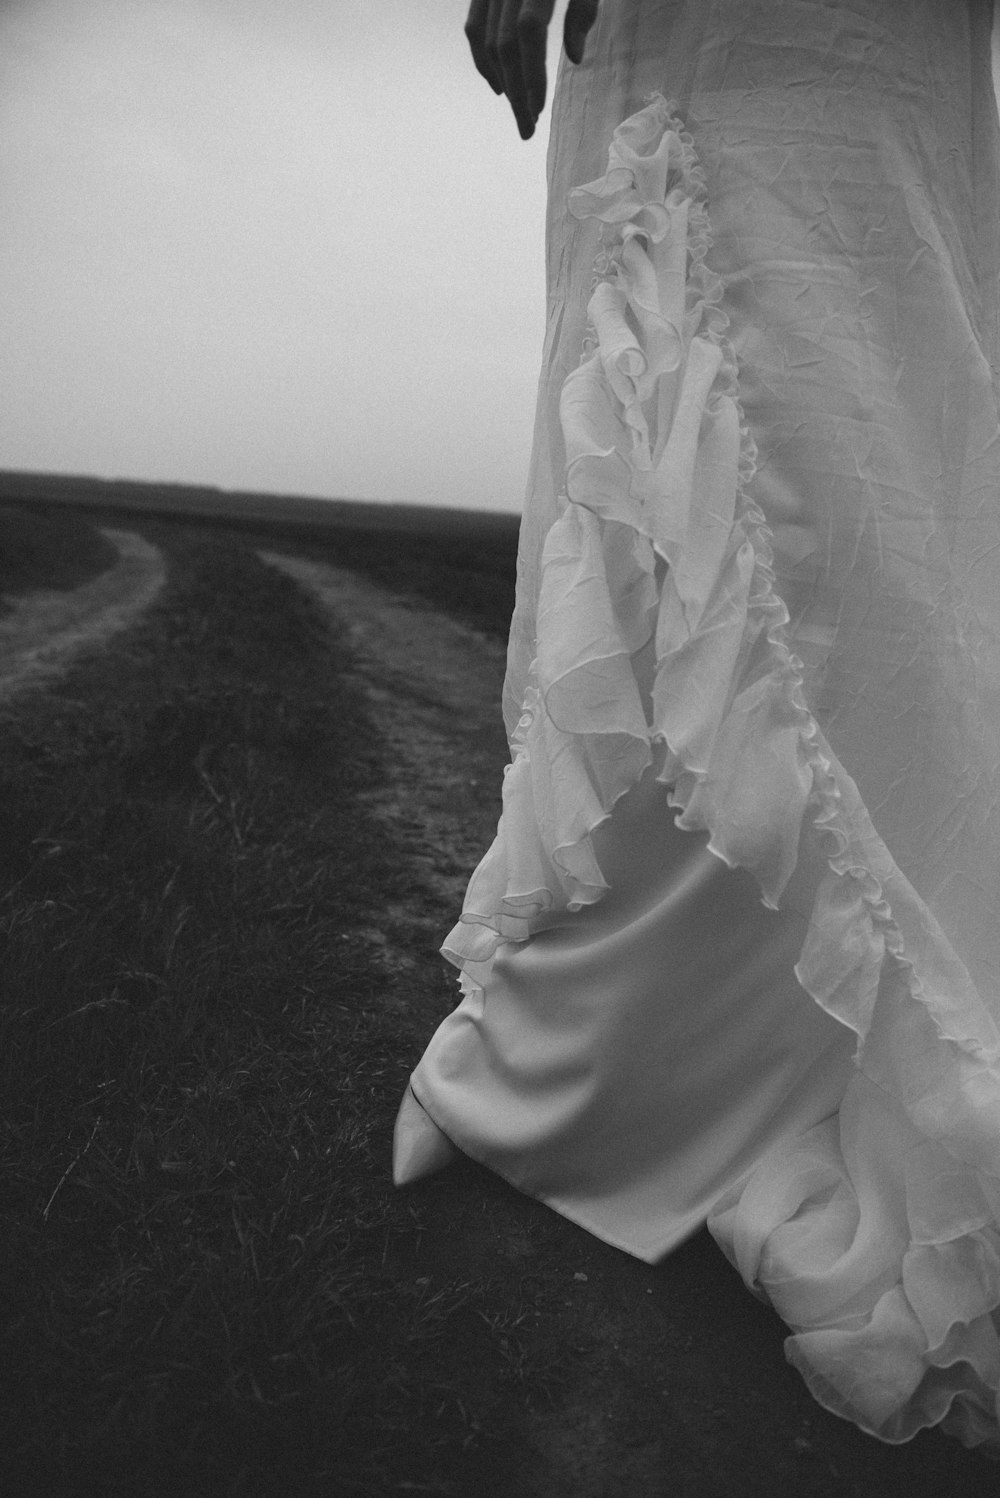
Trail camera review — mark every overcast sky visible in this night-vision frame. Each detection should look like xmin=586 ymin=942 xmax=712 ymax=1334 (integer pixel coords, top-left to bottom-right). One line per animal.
xmin=0 ymin=0 xmax=562 ymax=513
xmin=3 ymin=4 xmax=1000 ymax=515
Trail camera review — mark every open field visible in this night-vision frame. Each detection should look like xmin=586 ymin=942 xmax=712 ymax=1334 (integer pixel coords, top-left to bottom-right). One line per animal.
xmin=0 ymin=488 xmax=995 ymax=1497
xmin=0 ymin=469 xmax=521 ymax=548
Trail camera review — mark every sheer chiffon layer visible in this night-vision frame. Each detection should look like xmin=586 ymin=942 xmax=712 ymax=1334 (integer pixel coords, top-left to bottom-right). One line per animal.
xmin=396 ymin=0 xmax=1000 ymax=1452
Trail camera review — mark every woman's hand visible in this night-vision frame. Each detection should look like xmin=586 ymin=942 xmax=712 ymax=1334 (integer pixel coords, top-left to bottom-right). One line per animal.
xmin=465 ymin=0 xmax=599 ymax=140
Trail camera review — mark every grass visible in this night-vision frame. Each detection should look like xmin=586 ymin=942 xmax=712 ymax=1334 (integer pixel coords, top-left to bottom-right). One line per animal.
xmin=0 ymin=501 xmax=120 ymax=607
xmin=267 ymin=520 xmax=518 ymax=642
xmin=0 ymin=518 xmax=525 ymax=1495
xmin=2 ymin=503 xmax=997 ymax=1498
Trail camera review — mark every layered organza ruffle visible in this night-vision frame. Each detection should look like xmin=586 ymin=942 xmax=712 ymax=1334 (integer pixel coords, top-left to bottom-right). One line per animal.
xmin=435 ymin=94 xmax=1000 ymax=1449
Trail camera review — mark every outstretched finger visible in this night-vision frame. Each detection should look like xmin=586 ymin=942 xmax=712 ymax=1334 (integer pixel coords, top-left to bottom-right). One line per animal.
xmin=465 ymin=0 xmax=504 ymax=93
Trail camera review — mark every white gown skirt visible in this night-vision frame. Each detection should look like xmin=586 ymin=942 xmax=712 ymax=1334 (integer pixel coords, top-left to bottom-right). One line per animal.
xmin=394 ymin=0 xmax=1000 ymax=1452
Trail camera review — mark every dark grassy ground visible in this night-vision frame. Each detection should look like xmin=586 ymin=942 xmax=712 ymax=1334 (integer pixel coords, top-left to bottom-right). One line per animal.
xmin=1 ymin=502 xmax=997 ymax=1497
xmin=0 ymin=507 xmax=537 ymax=1497
xmin=0 ymin=501 xmax=120 ymax=609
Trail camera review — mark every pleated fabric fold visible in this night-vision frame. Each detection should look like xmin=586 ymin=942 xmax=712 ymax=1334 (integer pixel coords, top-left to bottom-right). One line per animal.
xmin=409 ymin=90 xmax=1000 ymax=1449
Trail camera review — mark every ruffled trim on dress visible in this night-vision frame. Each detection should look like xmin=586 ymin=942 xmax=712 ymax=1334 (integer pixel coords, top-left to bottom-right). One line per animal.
xmin=441 ymin=92 xmax=1000 ymax=1449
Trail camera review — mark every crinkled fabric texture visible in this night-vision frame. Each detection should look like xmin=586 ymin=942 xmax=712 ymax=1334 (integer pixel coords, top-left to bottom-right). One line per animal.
xmin=398 ymin=0 xmax=1000 ymax=1453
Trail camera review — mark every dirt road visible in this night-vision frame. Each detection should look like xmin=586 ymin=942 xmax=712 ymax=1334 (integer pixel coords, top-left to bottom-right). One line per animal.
xmin=0 ymin=528 xmax=165 ymax=702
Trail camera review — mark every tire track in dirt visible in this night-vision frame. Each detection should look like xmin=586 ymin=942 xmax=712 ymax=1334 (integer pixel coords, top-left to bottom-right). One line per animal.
xmin=0 ymin=529 xmax=166 ymax=703
xmin=258 ymin=550 xmax=510 ymax=981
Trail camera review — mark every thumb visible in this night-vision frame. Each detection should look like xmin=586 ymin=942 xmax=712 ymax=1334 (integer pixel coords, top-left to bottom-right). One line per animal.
xmin=564 ymin=0 xmax=599 ymax=64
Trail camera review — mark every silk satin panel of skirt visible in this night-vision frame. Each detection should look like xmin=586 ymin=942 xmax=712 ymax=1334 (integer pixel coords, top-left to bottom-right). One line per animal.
xmin=394 ymin=0 xmax=1000 ymax=1450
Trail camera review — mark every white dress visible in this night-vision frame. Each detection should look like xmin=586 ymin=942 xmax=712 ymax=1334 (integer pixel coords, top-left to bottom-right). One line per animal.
xmin=394 ymin=0 xmax=1000 ymax=1450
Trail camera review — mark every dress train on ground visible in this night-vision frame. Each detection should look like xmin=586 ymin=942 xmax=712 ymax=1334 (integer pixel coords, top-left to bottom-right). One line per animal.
xmin=395 ymin=0 xmax=1000 ymax=1452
